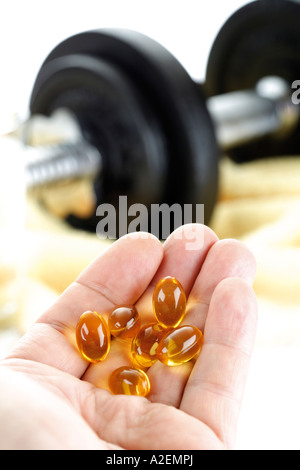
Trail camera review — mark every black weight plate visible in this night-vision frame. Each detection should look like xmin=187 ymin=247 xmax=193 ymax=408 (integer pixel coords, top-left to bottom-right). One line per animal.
xmin=30 ymin=53 xmax=167 ymax=234
xmin=30 ymin=29 xmax=219 ymax=229
xmin=205 ymin=0 xmax=300 ymax=162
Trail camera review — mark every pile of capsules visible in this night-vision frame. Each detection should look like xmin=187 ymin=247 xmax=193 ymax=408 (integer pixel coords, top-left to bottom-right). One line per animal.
xmin=75 ymin=276 xmax=203 ymax=397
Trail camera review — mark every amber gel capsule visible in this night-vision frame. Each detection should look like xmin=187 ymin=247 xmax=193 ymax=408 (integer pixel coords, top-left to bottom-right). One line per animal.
xmin=153 ymin=276 xmax=186 ymax=328
xmin=131 ymin=323 xmax=168 ymax=368
xmin=109 ymin=366 xmax=151 ymax=396
xmin=157 ymin=325 xmax=203 ymax=366
xmin=76 ymin=311 xmax=110 ymax=363
xmin=108 ymin=306 xmax=141 ymax=340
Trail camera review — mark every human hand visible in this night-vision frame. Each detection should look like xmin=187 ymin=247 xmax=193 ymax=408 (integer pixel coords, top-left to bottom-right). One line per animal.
xmin=0 ymin=224 xmax=257 ymax=450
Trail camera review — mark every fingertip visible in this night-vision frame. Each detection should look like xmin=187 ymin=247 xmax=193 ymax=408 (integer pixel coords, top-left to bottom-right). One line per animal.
xmin=164 ymin=223 xmax=219 ymax=252
xmin=149 ymin=224 xmax=219 ymax=296
xmin=77 ymin=231 xmax=164 ymax=307
xmin=213 ymin=277 xmax=258 ymax=313
xmin=207 ymin=277 xmax=258 ymax=353
xmin=203 ymin=238 xmax=257 ymax=289
xmin=117 ymin=230 xmax=162 ymax=245
xmin=219 ymin=239 xmax=257 ymax=284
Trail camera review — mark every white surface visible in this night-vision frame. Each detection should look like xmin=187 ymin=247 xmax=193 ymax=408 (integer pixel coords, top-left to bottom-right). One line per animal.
xmin=237 ymin=346 xmax=300 ymax=450
xmin=0 ymin=0 xmax=245 ymax=121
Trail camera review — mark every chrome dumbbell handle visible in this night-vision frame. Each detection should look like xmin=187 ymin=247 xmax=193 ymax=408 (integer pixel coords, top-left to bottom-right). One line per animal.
xmin=208 ymin=76 xmax=299 ymax=151
xmin=22 ymin=77 xmax=299 ymax=196
xmin=4 ymin=111 xmax=103 ymax=219
xmin=25 ymin=140 xmax=102 ymax=189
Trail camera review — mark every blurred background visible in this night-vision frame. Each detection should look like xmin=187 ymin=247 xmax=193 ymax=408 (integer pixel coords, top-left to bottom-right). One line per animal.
xmin=0 ymin=0 xmax=245 ymax=124
xmin=1 ymin=0 xmax=300 ymax=450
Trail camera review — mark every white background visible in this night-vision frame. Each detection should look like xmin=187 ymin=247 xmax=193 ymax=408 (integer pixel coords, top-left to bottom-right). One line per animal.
xmin=1 ymin=0 xmax=299 ymax=450
xmin=0 ymin=0 xmax=244 ymax=121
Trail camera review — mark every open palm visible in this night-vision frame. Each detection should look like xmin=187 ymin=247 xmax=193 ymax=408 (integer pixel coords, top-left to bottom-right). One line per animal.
xmin=0 ymin=224 xmax=257 ymax=450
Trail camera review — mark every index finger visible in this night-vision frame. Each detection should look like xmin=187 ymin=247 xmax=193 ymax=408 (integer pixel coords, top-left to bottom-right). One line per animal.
xmin=6 ymin=234 xmax=163 ymax=378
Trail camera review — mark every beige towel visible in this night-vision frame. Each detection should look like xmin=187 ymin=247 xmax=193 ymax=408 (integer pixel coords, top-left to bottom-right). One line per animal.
xmin=211 ymin=157 xmax=300 ymax=347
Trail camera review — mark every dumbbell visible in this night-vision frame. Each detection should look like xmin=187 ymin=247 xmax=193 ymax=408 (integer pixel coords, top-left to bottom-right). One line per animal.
xmin=24 ymin=27 xmax=219 ymax=233
xmin=205 ymin=0 xmax=300 ymax=162
xmin=20 ymin=0 xmax=299 ymax=234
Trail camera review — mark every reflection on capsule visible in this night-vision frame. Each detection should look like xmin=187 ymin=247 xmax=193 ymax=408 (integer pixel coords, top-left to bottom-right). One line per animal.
xmin=153 ymin=276 xmax=186 ymax=328
xmin=131 ymin=322 xmax=168 ymax=368
xmin=76 ymin=311 xmax=110 ymax=363
xmin=157 ymin=325 xmax=203 ymax=366
xmin=109 ymin=366 xmax=151 ymax=396
xmin=108 ymin=305 xmax=141 ymax=340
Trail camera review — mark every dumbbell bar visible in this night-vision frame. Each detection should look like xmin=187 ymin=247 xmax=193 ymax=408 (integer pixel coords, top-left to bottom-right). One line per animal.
xmin=25 ymin=75 xmax=297 ymax=187
xmin=205 ymin=0 xmax=300 ymax=161
xmin=19 ymin=0 xmax=300 ymax=232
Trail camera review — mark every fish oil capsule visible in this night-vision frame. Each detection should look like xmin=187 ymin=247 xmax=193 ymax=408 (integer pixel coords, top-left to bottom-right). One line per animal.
xmin=153 ymin=276 xmax=186 ymax=328
xmin=108 ymin=306 xmax=141 ymax=340
xmin=157 ymin=325 xmax=203 ymax=366
xmin=76 ymin=311 xmax=110 ymax=363
xmin=131 ymin=323 xmax=168 ymax=368
xmin=109 ymin=366 xmax=151 ymax=396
